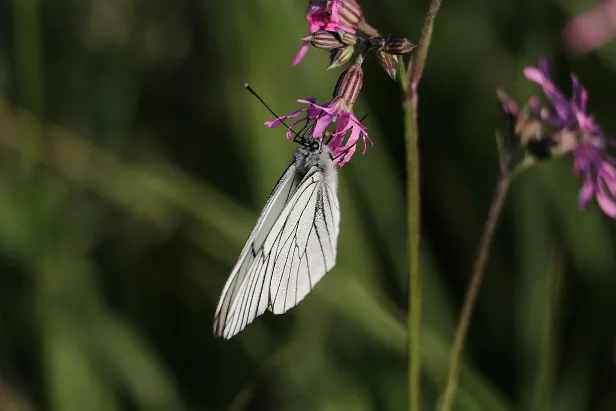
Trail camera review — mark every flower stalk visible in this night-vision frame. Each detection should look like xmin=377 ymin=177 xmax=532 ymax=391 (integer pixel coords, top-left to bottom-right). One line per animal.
xmin=402 ymin=2 xmax=443 ymax=411
xmin=407 ymin=0 xmax=442 ymax=97
xmin=403 ymin=95 xmax=421 ymax=411
xmin=438 ymin=171 xmax=511 ymax=411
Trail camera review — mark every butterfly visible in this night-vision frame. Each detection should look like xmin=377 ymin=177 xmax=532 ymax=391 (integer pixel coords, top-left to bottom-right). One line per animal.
xmin=213 ymin=130 xmax=341 ymax=339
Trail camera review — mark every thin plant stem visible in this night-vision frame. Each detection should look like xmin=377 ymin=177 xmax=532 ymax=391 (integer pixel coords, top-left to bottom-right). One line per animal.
xmin=14 ymin=0 xmax=46 ymax=261
xmin=402 ymin=2 xmax=443 ymax=411
xmin=532 ymin=247 xmax=562 ymax=411
xmin=359 ymin=20 xmax=380 ymax=37
xmin=438 ymin=173 xmax=512 ymax=411
xmin=408 ymin=0 xmax=442 ymax=96
xmin=404 ymin=94 xmax=421 ymax=411
xmin=14 ymin=0 xmax=44 ymax=180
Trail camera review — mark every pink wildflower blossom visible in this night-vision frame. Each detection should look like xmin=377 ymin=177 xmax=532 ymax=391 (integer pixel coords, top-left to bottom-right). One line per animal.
xmin=265 ymin=61 xmax=370 ymax=166
xmin=524 ymin=58 xmax=616 ymax=217
xmin=563 ymin=0 xmax=616 ymax=54
xmin=293 ymin=0 xmax=359 ymax=66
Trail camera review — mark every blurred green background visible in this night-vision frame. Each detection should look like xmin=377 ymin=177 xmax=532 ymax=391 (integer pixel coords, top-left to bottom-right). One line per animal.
xmin=1 ymin=0 xmax=616 ymax=410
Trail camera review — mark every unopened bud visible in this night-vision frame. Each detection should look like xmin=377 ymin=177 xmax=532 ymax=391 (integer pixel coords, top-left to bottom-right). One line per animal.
xmin=382 ymin=37 xmax=417 ymax=55
xmin=368 ymin=37 xmax=385 ymax=50
xmin=327 ymin=45 xmax=355 ymax=70
xmin=337 ymin=0 xmax=364 ymax=29
xmin=515 ymin=97 xmax=546 ymax=146
xmin=526 ymin=136 xmax=557 ymax=160
xmin=335 ymin=30 xmax=357 ymax=46
xmin=496 ymin=88 xmax=518 ymax=134
xmin=303 ymin=31 xmax=345 ymax=51
xmin=378 ymin=51 xmax=397 ymax=81
xmin=333 ymin=62 xmax=363 ymax=105
xmin=515 ymin=114 xmax=543 ymax=145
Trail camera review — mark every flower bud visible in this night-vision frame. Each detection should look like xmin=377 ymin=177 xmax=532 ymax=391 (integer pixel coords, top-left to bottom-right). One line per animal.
xmin=526 ymin=136 xmax=557 ymax=160
xmin=368 ymin=37 xmax=385 ymax=50
xmin=335 ymin=30 xmax=357 ymax=46
xmin=303 ymin=30 xmax=345 ymax=51
xmin=333 ymin=61 xmax=363 ymax=105
xmin=515 ymin=114 xmax=544 ymax=146
xmin=496 ymin=88 xmax=518 ymax=135
xmin=378 ymin=51 xmax=397 ymax=81
xmin=337 ymin=0 xmax=364 ymax=30
xmin=327 ymin=45 xmax=355 ymax=70
xmin=382 ymin=37 xmax=417 ymax=55
xmin=302 ymin=30 xmax=358 ymax=51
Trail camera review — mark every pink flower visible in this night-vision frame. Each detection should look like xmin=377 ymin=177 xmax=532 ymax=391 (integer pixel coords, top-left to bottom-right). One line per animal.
xmin=574 ymin=142 xmax=616 ymax=217
xmin=524 ymin=58 xmax=616 ymax=217
xmin=265 ymin=61 xmax=370 ymax=166
xmin=524 ymin=58 xmax=595 ymax=133
xmin=265 ymin=97 xmax=371 ymax=166
xmin=292 ymin=0 xmax=357 ymax=66
xmin=563 ymin=0 xmax=616 ymax=54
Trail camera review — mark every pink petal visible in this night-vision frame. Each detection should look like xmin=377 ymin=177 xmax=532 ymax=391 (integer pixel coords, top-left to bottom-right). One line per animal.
xmin=292 ymin=43 xmax=310 ymax=66
xmin=333 ymin=144 xmax=357 ymax=167
xmin=596 ymin=189 xmax=616 ymax=217
xmin=298 ymin=99 xmax=333 ymax=113
xmin=265 ymin=106 xmax=309 ymax=128
xmin=523 ymin=67 xmax=547 ymax=84
xmin=524 ymin=61 xmax=571 ymax=120
xmin=285 ymin=117 xmax=312 ymax=140
xmin=571 ymin=74 xmax=589 ymax=112
xmin=333 ymin=113 xmax=352 ymax=134
xmin=330 ymin=0 xmax=341 ymax=21
xmin=347 ymin=117 xmax=371 ymax=153
xmin=308 ymin=19 xmax=324 ymax=32
xmin=539 ymin=58 xmax=550 ymax=75
xmin=600 ymin=161 xmax=616 ymax=180
xmin=328 ymin=132 xmax=345 ymax=148
xmin=578 ymin=175 xmax=595 ymax=209
xmin=313 ymin=112 xmax=335 ymax=138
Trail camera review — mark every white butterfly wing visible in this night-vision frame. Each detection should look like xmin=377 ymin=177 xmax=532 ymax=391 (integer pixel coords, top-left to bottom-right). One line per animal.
xmin=267 ymin=167 xmax=340 ymax=314
xmin=213 ymin=162 xmax=340 ymax=339
xmin=213 ymin=164 xmax=301 ymax=338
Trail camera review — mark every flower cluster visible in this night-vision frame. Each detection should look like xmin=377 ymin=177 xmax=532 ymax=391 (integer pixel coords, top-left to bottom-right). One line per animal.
xmin=498 ymin=58 xmax=616 ymax=217
xmin=266 ymin=0 xmax=416 ymax=167
xmin=293 ymin=0 xmax=367 ymax=66
xmin=266 ymin=57 xmax=370 ymax=166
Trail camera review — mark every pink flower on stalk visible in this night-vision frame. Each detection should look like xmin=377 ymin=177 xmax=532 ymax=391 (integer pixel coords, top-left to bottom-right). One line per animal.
xmin=265 ymin=61 xmax=371 ymax=166
xmin=573 ymin=142 xmax=616 ymax=217
xmin=293 ymin=0 xmax=361 ymax=66
xmin=524 ymin=58 xmax=616 ymax=217
xmin=563 ymin=0 xmax=616 ymax=54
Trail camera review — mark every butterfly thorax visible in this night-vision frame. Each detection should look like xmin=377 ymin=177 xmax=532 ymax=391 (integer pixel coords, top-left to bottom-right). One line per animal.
xmin=293 ymin=141 xmax=331 ymax=174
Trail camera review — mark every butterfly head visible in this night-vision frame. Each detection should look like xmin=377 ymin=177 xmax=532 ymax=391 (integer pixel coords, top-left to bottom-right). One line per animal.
xmin=295 ymin=134 xmax=322 ymax=152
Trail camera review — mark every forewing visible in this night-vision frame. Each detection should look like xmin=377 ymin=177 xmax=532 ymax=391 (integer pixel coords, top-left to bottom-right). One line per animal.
xmin=213 ymin=163 xmax=300 ymax=339
xmin=268 ymin=166 xmax=340 ymax=315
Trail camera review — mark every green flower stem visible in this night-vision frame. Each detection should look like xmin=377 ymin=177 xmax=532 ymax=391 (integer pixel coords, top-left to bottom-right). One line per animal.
xmin=359 ymin=20 xmax=380 ymax=37
xmin=404 ymin=94 xmax=422 ymax=411
xmin=14 ymin=0 xmax=44 ymax=179
xmin=14 ymin=0 xmax=46 ymax=263
xmin=532 ymin=248 xmax=562 ymax=411
xmin=402 ymin=2 xmax=443 ymax=411
xmin=407 ymin=0 xmax=442 ymax=96
xmin=438 ymin=172 xmax=512 ymax=411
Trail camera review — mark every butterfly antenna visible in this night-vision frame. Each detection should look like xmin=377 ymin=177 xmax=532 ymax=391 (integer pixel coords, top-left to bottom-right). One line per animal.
xmin=359 ymin=113 xmax=368 ymax=123
xmin=297 ymin=109 xmax=326 ymax=139
xmin=244 ymin=83 xmax=295 ymax=131
xmin=245 ymin=83 xmax=326 ymax=144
